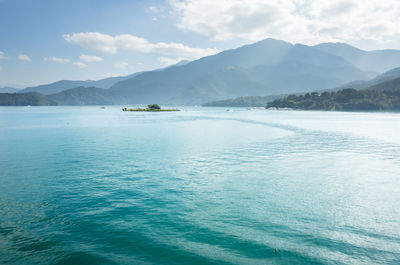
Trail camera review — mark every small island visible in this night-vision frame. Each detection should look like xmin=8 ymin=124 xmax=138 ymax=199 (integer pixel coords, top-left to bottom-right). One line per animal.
xmin=122 ymin=104 xmax=180 ymax=112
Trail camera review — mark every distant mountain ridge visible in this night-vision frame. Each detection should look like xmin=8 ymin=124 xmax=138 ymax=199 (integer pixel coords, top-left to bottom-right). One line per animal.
xmin=2 ymin=68 xmax=400 ymax=107
xmin=313 ymin=42 xmax=400 ymax=73
xmin=365 ymin=77 xmax=400 ymax=92
xmin=47 ymin=86 xmax=119 ymax=105
xmin=332 ymin=66 xmax=400 ymax=91
xmin=21 ymin=72 xmax=141 ymax=95
xmin=7 ymin=38 xmax=400 ymax=106
xmin=108 ymin=39 xmax=377 ymax=105
xmin=203 ymin=68 xmax=400 ymax=107
xmin=0 ymin=86 xmax=20 ymax=93
xmin=19 ymin=60 xmax=191 ymax=95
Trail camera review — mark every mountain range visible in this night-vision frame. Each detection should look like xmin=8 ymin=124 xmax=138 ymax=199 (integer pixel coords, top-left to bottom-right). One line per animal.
xmin=3 ymin=38 xmax=400 ymax=106
xmin=0 ymin=86 xmax=20 ymax=93
xmin=313 ymin=43 xmax=400 ymax=73
xmin=20 ymin=72 xmax=141 ymax=95
xmin=203 ymin=74 xmax=400 ymax=107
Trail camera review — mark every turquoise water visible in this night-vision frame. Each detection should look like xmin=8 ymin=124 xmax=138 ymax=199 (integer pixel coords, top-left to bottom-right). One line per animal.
xmin=0 ymin=106 xmax=400 ymax=265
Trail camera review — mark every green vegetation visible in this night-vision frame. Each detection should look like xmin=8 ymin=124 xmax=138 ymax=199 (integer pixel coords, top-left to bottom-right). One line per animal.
xmin=122 ymin=104 xmax=180 ymax=112
xmin=0 ymin=92 xmax=57 ymax=106
xmin=267 ymin=88 xmax=400 ymax=111
xmin=47 ymin=86 xmax=120 ymax=105
xmin=203 ymin=95 xmax=285 ymax=107
xmin=147 ymin=104 xmax=161 ymax=110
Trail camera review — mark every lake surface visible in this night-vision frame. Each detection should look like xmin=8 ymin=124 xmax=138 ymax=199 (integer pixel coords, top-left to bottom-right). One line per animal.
xmin=0 ymin=106 xmax=399 ymax=265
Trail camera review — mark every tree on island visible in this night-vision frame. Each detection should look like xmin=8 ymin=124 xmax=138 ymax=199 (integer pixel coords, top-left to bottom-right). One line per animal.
xmin=148 ymin=104 xmax=161 ymax=110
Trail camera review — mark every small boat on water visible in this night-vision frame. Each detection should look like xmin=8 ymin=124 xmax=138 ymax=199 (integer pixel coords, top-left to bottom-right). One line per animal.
xmin=226 ymin=108 xmax=233 ymax=112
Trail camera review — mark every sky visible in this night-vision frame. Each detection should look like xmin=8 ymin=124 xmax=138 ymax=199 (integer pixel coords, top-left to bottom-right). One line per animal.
xmin=1 ymin=0 xmax=400 ymax=88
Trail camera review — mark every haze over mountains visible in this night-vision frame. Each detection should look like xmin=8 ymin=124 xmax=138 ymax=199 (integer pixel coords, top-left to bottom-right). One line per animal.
xmin=204 ymin=71 xmax=400 ymax=108
xmin=313 ymin=43 xmax=400 ymax=73
xmin=21 ymin=72 xmax=141 ymax=95
xmin=108 ymin=39 xmax=375 ymax=105
xmin=4 ymin=38 xmax=400 ymax=106
xmin=0 ymin=86 xmax=20 ymax=93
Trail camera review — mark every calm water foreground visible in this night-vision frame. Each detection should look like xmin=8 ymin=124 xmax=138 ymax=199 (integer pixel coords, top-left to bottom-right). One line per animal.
xmin=0 ymin=106 xmax=399 ymax=265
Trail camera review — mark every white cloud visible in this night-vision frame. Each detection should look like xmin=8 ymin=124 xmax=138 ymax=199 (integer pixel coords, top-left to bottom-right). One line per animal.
xmin=44 ymin=57 xmax=71 ymax=63
xmin=18 ymin=54 xmax=31 ymax=61
xmin=0 ymin=51 xmax=5 ymax=59
xmin=169 ymin=0 xmax=400 ymax=49
xmin=63 ymin=32 xmax=117 ymax=53
xmin=63 ymin=32 xmax=218 ymax=59
xmin=158 ymin=57 xmax=185 ymax=66
xmin=79 ymin=54 xmax=103 ymax=63
xmin=149 ymin=5 xmax=162 ymax=22
xmin=45 ymin=57 xmax=88 ymax=69
xmin=148 ymin=5 xmax=163 ymax=13
xmin=72 ymin=62 xmax=87 ymax=68
xmin=114 ymin=61 xmax=129 ymax=69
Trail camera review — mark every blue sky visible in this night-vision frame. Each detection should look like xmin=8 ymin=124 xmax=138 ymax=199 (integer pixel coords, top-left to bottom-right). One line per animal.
xmin=1 ymin=0 xmax=400 ymax=88
xmin=0 ymin=0 xmax=226 ymax=87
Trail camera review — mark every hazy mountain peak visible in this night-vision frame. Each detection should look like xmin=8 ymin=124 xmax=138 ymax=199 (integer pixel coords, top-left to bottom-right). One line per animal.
xmin=313 ymin=42 xmax=400 ymax=72
xmin=174 ymin=60 xmax=190 ymax=66
xmin=108 ymin=38 xmax=374 ymax=105
xmin=314 ymin=42 xmax=362 ymax=50
xmin=12 ymin=38 xmax=400 ymax=105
